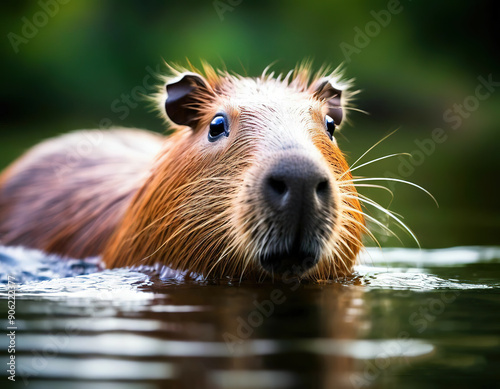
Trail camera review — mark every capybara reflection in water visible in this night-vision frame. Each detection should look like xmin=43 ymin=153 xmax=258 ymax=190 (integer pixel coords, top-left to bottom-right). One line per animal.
xmin=0 ymin=63 xmax=366 ymax=281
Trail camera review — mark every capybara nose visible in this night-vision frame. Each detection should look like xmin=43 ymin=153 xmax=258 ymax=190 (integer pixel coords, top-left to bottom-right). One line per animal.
xmin=263 ymin=153 xmax=331 ymax=219
xmin=259 ymin=152 xmax=333 ymax=274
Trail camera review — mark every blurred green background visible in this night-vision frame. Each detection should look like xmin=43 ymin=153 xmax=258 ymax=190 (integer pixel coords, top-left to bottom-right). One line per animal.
xmin=1 ymin=0 xmax=499 ymax=248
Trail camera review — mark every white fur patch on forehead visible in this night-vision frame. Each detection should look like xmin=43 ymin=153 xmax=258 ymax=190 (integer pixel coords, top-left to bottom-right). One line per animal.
xmin=220 ymin=80 xmax=315 ymax=107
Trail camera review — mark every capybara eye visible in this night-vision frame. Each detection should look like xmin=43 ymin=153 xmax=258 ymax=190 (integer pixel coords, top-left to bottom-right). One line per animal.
xmin=325 ymin=115 xmax=336 ymax=140
xmin=208 ymin=114 xmax=228 ymax=142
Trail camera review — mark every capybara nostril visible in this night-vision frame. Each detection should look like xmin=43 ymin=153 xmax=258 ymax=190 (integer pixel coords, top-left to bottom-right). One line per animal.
xmin=315 ymin=178 xmax=330 ymax=202
xmin=262 ymin=152 xmax=332 ymax=216
xmin=267 ymin=176 xmax=288 ymax=197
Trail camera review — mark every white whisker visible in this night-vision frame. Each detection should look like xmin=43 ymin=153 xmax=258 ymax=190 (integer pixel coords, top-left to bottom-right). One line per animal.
xmin=341 ymin=153 xmax=411 ymax=178
xmin=348 ymin=128 xmax=399 ymax=171
xmin=346 ymin=207 xmax=403 ymax=245
xmin=340 ymin=183 xmax=394 ymax=198
xmin=348 ymin=177 xmax=438 ymax=207
xmin=344 ymin=194 xmax=420 ymax=247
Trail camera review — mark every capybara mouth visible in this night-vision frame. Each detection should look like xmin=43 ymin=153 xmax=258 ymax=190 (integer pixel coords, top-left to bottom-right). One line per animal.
xmin=259 ymin=248 xmax=319 ymax=276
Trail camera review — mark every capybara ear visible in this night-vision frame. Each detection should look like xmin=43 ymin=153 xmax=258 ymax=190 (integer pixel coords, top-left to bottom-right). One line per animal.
xmin=165 ymin=73 xmax=211 ymax=127
xmin=312 ymin=78 xmax=344 ymax=126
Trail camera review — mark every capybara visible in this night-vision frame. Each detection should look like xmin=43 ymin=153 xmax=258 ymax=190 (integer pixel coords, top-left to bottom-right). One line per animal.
xmin=0 ymin=63 xmax=364 ymax=281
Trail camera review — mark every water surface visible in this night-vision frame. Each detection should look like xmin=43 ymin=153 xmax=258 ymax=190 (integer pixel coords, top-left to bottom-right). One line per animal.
xmin=1 ymin=246 xmax=499 ymax=388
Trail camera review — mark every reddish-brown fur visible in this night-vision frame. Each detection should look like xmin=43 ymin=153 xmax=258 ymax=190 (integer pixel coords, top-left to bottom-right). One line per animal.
xmin=0 ymin=63 xmax=364 ymax=281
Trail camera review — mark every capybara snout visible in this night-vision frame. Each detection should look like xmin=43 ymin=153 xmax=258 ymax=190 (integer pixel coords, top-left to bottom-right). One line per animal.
xmin=256 ymin=151 xmax=336 ymax=274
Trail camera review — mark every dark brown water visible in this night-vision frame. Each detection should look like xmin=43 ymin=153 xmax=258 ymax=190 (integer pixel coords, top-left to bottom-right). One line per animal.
xmin=1 ymin=246 xmax=500 ymax=388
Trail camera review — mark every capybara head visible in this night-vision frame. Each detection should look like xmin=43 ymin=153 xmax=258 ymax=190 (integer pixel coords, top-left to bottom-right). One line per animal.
xmin=103 ymin=63 xmax=364 ymax=281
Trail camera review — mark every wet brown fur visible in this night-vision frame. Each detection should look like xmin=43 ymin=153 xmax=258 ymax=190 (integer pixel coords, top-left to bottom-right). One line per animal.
xmin=0 ymin=63 xmax=364 ymax=281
